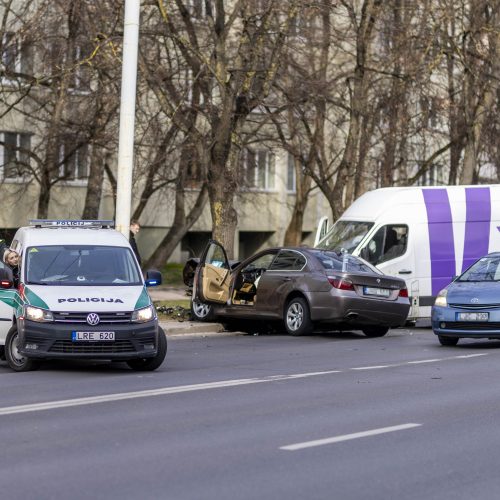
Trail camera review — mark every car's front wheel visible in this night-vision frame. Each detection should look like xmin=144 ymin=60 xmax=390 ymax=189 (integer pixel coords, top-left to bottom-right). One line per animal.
xmin=284 ymin=297 xmax=313 ymax=336
xmin=126 ymin=328 xmax=167 ymax=371
xmin=191 ymin=299 xmax=215 ymax=322
xmin=438 ymin=335 xmax=459 ymax=346
xmin=5 ymin=325 xmax=41 ymax=372
xmin=362 ymin=326 xmax=390 ymax=338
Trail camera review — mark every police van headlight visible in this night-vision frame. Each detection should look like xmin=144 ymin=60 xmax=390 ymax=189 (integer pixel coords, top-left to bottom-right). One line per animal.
xmin=434 ymin=289 xmax=448 ymax=307
xmin=131 ymin=305 xmax=154 ymax=323
xmin=25 ymin=306 xmax=54 ymax=322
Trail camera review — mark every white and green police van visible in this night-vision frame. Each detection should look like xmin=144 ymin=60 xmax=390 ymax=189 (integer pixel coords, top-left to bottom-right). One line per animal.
xmin=0 ymin=220 xmax=166 ymax=372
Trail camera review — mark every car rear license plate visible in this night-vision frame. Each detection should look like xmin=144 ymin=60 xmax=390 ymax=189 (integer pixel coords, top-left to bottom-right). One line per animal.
xmin=363 ymin=286 xmax=391 ymax=297
xmin=72 ymin=331 xmax=115 ymax=342
xmin=457 ymin=312 xmax=489 ymax=321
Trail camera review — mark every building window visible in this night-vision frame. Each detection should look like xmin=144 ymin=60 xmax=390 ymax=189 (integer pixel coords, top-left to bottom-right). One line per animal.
xmin=71 ymin=43 xmax=91 ymax=91
xmin=187 ymin=0 xmax=214 ymax=18
xmin=1 ymin=32 xmax=33 ymax=76
xmin=0 ymin=132 xmax=31 ymax=180
xmin=58 ymin=141 xmax=89 ymax=180
xmin=241 ymin=149 xmax=275 ymax=191
xmin=287 ymin=154 xmax=297 ymax=192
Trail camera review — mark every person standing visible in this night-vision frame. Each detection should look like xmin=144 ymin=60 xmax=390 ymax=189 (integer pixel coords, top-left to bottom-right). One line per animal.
xmin=129 ymin=220 xmax=142 ymax=265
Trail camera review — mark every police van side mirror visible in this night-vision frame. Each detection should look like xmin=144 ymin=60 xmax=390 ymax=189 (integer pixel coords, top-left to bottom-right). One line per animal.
xmin=0 ymin=268 xmax=13 ymax=289
xmin=145 ymin=270 xmax=162 ymax=287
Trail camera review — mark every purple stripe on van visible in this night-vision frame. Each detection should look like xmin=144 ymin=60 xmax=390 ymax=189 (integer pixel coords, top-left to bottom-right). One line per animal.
xmin=462 ymin=187 xmax=491 ymax=272
xmin=422 ymin=189 xmax=456 ymax=295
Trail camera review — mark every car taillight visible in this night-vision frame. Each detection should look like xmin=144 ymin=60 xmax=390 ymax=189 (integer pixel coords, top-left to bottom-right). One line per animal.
xmin=328 ymin=277 xmax=355 ymax=291
xmin=399 ymin=287 xmax=408 ymax=298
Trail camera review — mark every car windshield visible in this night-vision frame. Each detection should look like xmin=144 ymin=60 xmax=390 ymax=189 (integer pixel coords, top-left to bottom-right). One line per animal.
xmin=458 ymin=256 xmax=500 ymax=282
xmin=315 ymin=221 xmax=374 ymax=254
xmin=25 ymin=245 xmax=142 ymax=286
xmin=312 ymin=250 xmax=381 ymax=275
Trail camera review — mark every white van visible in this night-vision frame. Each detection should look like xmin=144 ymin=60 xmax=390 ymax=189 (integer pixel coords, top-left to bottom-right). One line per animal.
xmin=0 ymin=220 xmax=167 ymax=372
xmin=315 ymin=185 xmax=500 ymax=321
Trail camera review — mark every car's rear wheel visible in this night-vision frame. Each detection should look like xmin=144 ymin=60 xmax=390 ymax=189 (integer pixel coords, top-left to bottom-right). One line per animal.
xmin=438 ymin=335 xmax=459 ymax=346
xmin=362 ymin=326 xmax=390 ymax=338
xmin=191 ymin=299 xmax=215 ymax=322
xmin=126 ymin=328 xmax=167 ymax=371
xmin=5 ymin=325 xmax=41 ymax=372
xmin=284 ymin=297 xmax=313 ymax=336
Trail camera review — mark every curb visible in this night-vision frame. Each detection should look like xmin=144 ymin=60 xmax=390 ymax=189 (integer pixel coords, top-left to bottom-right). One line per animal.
xmin=159 ymin=320 xmax=238 ymax=338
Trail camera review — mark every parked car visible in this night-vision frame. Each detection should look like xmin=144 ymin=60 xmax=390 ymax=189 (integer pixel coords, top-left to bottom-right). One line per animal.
xmin=184 ymin=240 xmax=410 ymax=336
xmin=432 ymin=252 xmax=500 ymax=346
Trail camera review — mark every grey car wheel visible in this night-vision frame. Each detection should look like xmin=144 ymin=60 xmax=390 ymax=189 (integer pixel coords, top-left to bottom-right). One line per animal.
xmin=5 ymin=325 xmax=41 ymax=372
xmin=284 ymin=297 xmax=313 ymax=336
xmin=191 ymin=299 xmax=214 ymax=322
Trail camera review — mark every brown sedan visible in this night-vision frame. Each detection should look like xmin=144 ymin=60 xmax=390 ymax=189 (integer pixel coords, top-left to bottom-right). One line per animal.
xmin=190 ymin=240 xmax=410 ymax=336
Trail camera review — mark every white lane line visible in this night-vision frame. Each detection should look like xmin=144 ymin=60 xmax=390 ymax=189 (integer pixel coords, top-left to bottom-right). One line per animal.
xmin=351 ymin=365 xmax=390 ymax=370
xmin=407 ymin=359 xmax=443 ymax=364
xmin=0 ymin=353 xmax=489 ymax=416
xmin=280 ymin=423 xmax=422 ymax=451
xmin=0 ymin=370 xmax=342 ymax=417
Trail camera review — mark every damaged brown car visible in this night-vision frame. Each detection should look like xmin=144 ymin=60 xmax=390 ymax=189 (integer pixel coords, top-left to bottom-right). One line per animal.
xmin=185 ymin=240 xmax=410 ymax=336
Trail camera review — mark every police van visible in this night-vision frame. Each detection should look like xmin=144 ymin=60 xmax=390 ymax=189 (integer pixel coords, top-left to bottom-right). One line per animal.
xmin=0 ymin=220 xmax=167 ymax=372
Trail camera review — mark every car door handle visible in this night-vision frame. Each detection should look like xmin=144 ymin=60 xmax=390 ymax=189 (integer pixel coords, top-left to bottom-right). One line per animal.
xmin=398 ymin=270 xmax=412 ymax=275
xmin=282 ymin=277 xmax=292 ymax=282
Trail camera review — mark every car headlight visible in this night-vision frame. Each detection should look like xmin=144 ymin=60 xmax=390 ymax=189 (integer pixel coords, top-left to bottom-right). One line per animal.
xmin=25 ymin=305 xmax=54 ymax=322
xmin=131 ymin=305 xmax=154 ymax=323
xmin=434 ymin=289 xmax=448 ymax=307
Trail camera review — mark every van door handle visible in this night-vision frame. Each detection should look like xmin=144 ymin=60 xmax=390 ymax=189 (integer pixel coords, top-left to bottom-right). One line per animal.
xmin=398 ymin=270 xmax=412 ymax=275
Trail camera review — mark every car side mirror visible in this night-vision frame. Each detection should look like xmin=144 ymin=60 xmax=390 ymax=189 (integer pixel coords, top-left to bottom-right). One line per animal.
xmin=0 ymin=268 xmax=13 ymax=289
xmin=145 ymin=270 xmax=162 ymax=287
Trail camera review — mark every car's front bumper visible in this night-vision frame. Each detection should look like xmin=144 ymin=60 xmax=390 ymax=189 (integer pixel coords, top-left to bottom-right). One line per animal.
xmin=432 ymin=305 xmax=500 ymax=338
xmin=18 ymin=319 xmax=159 ymax=360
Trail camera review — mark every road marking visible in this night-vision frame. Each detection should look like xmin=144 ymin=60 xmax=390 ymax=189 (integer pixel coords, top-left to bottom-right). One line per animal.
xmin=407 ymin=359 xmax=443 ymax=364
xmin=280 ymin=423 xmax=422 ymax=451
xmin=0 ymin=353 xmax=489 ymax=416
xmin=351 ymin=365 xmax=389 ymax=370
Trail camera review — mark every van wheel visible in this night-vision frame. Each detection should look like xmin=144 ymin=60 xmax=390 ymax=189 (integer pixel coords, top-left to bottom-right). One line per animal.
xmin=5 ymin=326 xmax=41 ymax=372
xmin=126 ymin=328 xmax=167 ymax=371
xmin=438 ymin=335 xmax=459 ymax=346
xmin=284 ymin=297 xmax=313 ymax=336
xmin=362 ymin=326 xmax=390 ymax=337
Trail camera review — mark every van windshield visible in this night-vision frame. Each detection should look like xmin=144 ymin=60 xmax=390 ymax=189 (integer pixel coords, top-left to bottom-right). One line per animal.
xmin=25 ymin=245 xmax=142 ymax=286
xmin=315 ymin=221 xmax=374 ymax=254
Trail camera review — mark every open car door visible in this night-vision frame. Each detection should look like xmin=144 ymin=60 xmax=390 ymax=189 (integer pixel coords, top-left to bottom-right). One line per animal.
xmin=196 ymin=240 xmax=231 ymax=304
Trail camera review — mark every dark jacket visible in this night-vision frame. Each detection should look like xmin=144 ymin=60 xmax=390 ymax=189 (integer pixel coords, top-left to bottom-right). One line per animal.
xmin=130 ymin=233 xmax=142 ymax=265
xmin=0 ymin=240 xmax=8 ymax=263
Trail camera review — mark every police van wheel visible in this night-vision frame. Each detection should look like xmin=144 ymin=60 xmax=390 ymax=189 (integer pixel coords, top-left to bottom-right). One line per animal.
xmin=5 ymin=326 xmax=41 ymax=372
xmin=126 ymin=328 xmax=167 ymax=371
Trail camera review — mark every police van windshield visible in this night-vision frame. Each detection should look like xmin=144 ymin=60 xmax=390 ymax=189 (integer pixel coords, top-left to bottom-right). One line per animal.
xmin=25 ymin=245 xmax=142 ymax=286
xmin=315 ymin=221 xmax=374 ymax=254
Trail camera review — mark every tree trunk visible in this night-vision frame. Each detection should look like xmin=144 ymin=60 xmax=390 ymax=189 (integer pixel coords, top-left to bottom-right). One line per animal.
xmin=82 ymin=147 xmax=105 ymax=219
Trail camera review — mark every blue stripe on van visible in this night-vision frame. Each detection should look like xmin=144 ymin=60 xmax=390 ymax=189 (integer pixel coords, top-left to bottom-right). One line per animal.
xmin=422 ymin=189 xmax=456 ymax=296
xmin=462 ymin=187 xmax=491 ymax=272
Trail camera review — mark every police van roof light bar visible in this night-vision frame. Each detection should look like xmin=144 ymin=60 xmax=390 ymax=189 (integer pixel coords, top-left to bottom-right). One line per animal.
xmin=29 ymin=220 xmax=115 ymax=229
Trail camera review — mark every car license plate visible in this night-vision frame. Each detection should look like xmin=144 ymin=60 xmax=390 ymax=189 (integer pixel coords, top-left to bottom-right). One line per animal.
xmin=457 ymin=312 xmax=489 ymax=321
xmin=72 ymin=331 xmax=115 ymax=342
xmin=363 ymin=286 xmax=391 ymax=297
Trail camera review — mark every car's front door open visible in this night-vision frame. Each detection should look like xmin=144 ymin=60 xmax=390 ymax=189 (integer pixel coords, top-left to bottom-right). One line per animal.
xmin=198 ymin=240 xmax=231 ymax=304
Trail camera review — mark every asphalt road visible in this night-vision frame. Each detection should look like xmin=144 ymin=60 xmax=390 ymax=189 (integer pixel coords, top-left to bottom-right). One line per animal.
xmin=1 ymin=327 xmax=500 ymax=500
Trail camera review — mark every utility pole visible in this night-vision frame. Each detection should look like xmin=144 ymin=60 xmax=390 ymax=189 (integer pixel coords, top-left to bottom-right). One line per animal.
xmin=115 ymin=0 xmax=141 ymax=238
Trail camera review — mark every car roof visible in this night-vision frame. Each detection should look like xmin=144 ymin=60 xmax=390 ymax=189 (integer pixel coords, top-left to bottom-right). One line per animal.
xmin=14 ymin=227 xmax=129 ymax=249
